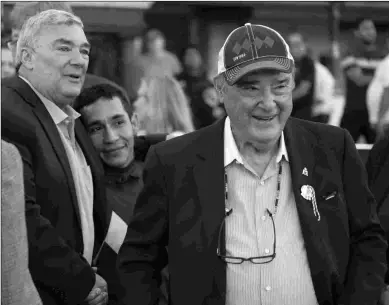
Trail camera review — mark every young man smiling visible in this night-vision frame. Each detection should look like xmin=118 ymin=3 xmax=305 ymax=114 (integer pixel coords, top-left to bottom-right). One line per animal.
xmin=75 ymin=83 xmax=168 ymax=305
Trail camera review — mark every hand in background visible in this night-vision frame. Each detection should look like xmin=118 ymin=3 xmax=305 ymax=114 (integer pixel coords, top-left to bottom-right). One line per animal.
xmin=85 ymin=272 xmax=108 ymax=305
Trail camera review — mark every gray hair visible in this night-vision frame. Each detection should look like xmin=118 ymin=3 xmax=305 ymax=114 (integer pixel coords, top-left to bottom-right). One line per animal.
xmin=15 ymin=9 xmax=83 ymax=71
xmin=10 ymin=2 xmax=74 ymax=31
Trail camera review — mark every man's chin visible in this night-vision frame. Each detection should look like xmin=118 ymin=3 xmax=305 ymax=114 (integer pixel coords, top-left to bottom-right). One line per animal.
xmin=105 ymin=158 xmax=132 ymax=169
xmin=251 ymin=126 xmax=281 ymax=143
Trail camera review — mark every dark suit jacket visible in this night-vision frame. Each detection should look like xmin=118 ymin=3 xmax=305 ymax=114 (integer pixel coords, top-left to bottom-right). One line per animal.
xmin=134 ymin=135 xmax=167 ymax=162
xmin=1 ymin=76 xmax=110 ymax=305
xmin=117 ymin=117 xmax=387 ymax=305
xmin=366 ymin=134 xmax=389 ymax=284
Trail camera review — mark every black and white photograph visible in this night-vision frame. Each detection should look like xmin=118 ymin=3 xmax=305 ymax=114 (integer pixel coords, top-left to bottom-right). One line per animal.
xmin=1 ymin=1 xmax=389 ymax=305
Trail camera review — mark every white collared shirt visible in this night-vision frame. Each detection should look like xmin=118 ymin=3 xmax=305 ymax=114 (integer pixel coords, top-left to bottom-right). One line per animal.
xmin=19 ymin=76 xmax=95 ymax=265
xmin=224 ymin=116 xmax=289 ymax=169
xmin=223 ymin=116 xmax=318 ymax=305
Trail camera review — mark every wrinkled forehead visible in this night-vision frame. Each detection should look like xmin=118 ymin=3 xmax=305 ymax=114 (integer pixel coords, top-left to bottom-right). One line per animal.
xmin=237 ymin=69 xmax=293 ymax=83
xmin=34 ymin=24 xmax=88 ymax=46
xmin=84 ymin=96 xmax=128 ymax=123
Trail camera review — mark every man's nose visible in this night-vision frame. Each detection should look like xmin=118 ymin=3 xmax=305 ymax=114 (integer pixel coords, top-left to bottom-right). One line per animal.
xmin=104 ymin=127 xmax=119 ymax=143
xmin=70 ymin=49 xmax=88 ymax=68
xmin=260 ymin=86 xmax=276 ymax=109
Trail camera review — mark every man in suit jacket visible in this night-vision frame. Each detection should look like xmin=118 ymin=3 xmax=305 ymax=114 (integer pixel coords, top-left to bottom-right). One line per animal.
xmin=1 ymin=140 xmax=42 ymax=305
xmin=2 ymin=10 xmax=109 ymax=305
xmin=117 ymin=23 xmax=387 ymax=305
xmin=366 ymin=134 xmax=389 ymax=305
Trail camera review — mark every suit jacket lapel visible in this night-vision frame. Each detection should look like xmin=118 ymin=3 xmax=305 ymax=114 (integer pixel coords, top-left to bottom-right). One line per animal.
xmin=20 ymin=83 xmax=83 ymax=227
xmin=193 ymin=119 xmax=226 ymax=247
xmin=371 ymin=155 xmax=389 ymax=209
xmin=193 ymin=119 xmax=227 ymax=301
xmin=284 ymin=118 xmax=337 ymax=304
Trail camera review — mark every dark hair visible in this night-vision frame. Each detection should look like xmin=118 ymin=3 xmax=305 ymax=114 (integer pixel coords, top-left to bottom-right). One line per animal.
xmin=10 ymin=1 xmax=73 ymax=30
xmin=75 ymin=83 xmax=134 ymax=120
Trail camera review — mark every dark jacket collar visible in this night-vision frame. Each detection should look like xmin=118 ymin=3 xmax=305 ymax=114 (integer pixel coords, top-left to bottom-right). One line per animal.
xmin=104 ymin=160 xmax=143 ymax=184
xmin=3 ymin=76 xmax=43 ymax=108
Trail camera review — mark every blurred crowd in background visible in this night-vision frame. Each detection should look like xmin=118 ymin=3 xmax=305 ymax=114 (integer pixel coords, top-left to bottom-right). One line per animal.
xmin=2 ymin=2 xmax=389 ymax=305
xmin=2 ymin=1 xmax=389 ymax=144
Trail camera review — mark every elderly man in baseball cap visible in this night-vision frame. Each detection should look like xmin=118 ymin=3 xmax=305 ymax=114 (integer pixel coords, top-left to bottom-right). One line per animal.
xmin=117 ymin=23 xmax=387 ymax=305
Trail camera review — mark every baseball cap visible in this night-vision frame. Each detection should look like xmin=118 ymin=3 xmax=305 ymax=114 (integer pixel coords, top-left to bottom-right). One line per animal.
xmin=217 ymin=23 xmax=294 ymax=85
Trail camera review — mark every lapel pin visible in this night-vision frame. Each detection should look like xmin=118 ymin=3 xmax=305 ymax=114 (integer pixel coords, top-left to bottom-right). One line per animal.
xmin=225 ymin=207 xmax=233 ymax=216
xmin=302 ymin=167 xmax=308 ymax=176
xmin=301 ymin=185 xmax=320 ymax=221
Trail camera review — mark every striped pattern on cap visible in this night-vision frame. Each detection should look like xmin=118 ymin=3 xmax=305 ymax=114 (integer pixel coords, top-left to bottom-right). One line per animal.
xmin=217 ymin=23 xmax=294 ymax=85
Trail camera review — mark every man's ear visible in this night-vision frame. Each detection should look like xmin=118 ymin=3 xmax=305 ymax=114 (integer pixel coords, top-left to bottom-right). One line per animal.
xmin=215 ymin=87 xmax=225 ymax=104
xmin=290 ymin=77 xmax=296 ymax=91
xmin=131 ymin=112 xmax=140 ymax=135
xmin=20 ymin=47 xmax=34 ymax=70
xmin=213 ymin=75 xmax=227 ymax=104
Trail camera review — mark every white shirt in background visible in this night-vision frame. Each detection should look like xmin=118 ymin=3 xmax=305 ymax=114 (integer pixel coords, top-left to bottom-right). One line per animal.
xmin=312 ymin=61 xmax=335 ymax=117
xmin=367 ymin=54 xmax=389 ymax=125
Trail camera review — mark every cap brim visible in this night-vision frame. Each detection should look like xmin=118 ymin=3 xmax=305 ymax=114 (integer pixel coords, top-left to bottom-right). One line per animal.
xmin=224 ymin=57 xmax=294 ymax=85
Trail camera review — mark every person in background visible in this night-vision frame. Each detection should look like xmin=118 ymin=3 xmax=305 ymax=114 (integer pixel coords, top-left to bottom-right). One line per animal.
xmin=366 ymin=134 xmax=389 ymax=305
xmin=1 ymin=45 xmax=16 ymax=79
xmin=340 ymin=18 xmax=386 ymax=143
xmin=287 ymin=32 xmax=316 ymax=121
xmin=2 ymin=140 xmax=42 ymax=305
xmin=117 ymin=22 xmax=387 ymax=305
xmin=312 ymin=57 xmax=335 ymax=124
xmin=203 ymin=85 xmax=226 ymax=122
xmin=133 ymin=75 xmax=195 ymax=136
xmin=139 ymin=29 xmax=182 ymax=78
xmin=177 ymin=45 xmax=224 ymax=129
xmin=2 ymin=10 xmax=109 ymax=305
xmin=74 ymin=83 xmax=168 ymax=305
xmin=123 ymin=36 xmax=145 ymax=101
xmin=367 ymin=31 xmax=389 ymax=141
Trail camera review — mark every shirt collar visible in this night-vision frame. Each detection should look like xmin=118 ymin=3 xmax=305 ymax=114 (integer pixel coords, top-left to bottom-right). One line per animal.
xmin=18 ymin=75 xmax=80 ymax=125
xmin=105 ymin=160 xmax=143 ymax=184
xmin=223 ymin=116 xmax=289 ymax=167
